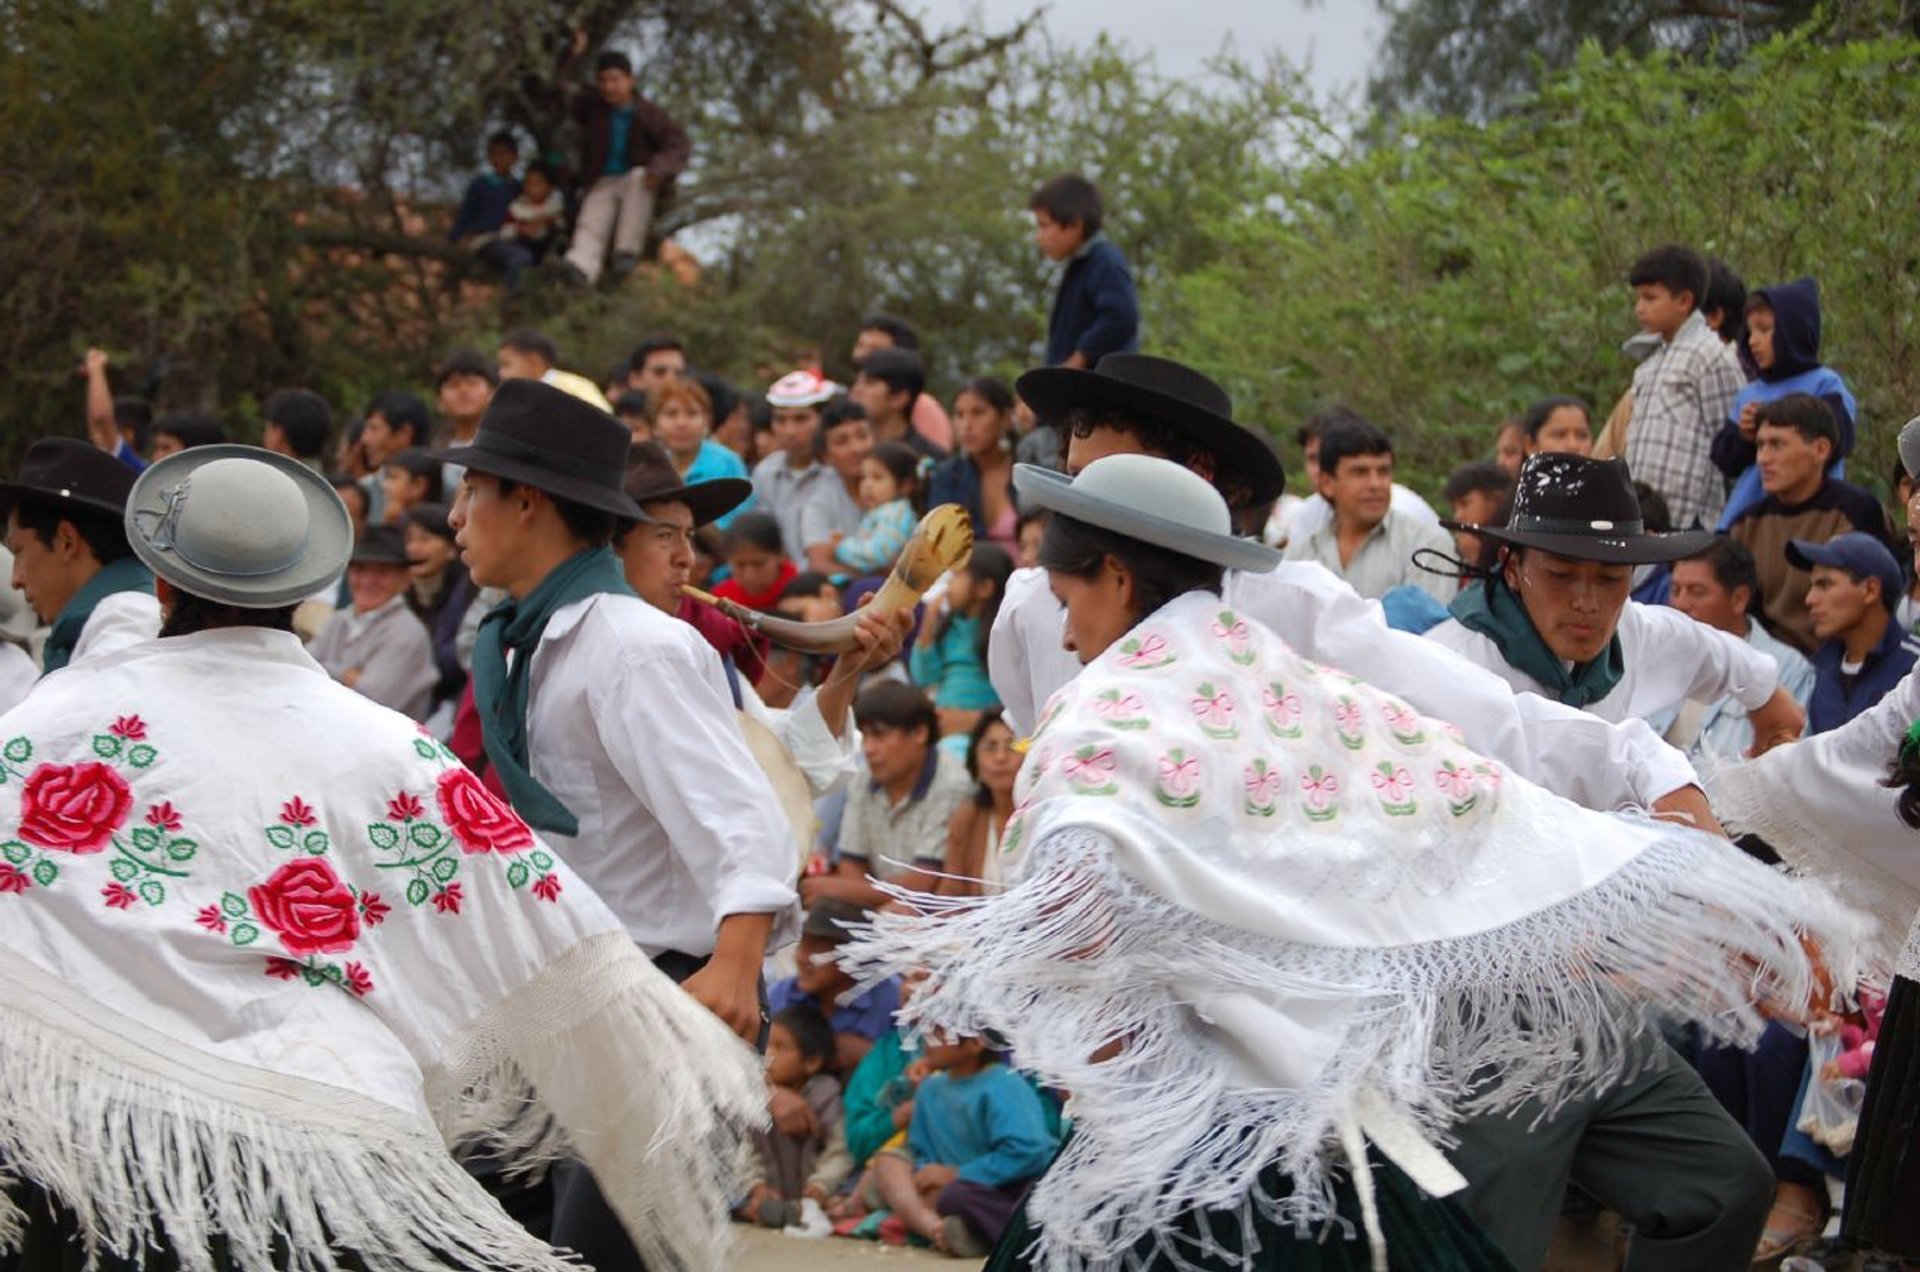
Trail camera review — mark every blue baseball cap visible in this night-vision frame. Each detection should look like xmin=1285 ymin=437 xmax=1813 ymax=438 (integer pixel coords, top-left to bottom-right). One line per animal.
xmin=1786 ymin=532 xmax=1905 ymax=608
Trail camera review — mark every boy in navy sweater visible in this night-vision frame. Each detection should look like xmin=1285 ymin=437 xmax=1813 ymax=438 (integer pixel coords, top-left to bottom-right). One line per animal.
xmin=1029 ymin=175 xmax=1139 ymax=368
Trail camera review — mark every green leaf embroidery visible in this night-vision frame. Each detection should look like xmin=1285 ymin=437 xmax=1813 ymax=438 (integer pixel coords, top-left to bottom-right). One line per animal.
xmin=165 ymin=838 xmax=197 ymax=862
xmin=413 ymin=739 xmax=438 ymax=761
xmin=507 ymin=861 xmax=530 ymax=889
xmin=302 ymin=966 xmax=327 ymax=987
xmin=132 ymin=826 xmax=162 ymax=851
xmin=230 ymin=923 xmax=259 ymax=946
xmin=530 ymin=851 xmax=554 ymax=872
xmin=405 ymin=877 xmax=430 ymax=906
xmin=265 ymin=825 xmax=296 ymax=850
xmin=430 ymin=856 xmax=457 ymax=883
xmin=368 ymin=823 xmax=400 ymax=851
xmin=3 ymin=737 xmax=30 ymax=763
xmin=408 ymin=822 xmax=440 ymax=850
xmin=303 ymin=830 xmax=329 ymax=856
xmin=221 ymin=892 xmax=248 ymax=916
xmin=127 ymin=745 xmax=157 ymax=768
xmin=92 ymin=735 xmax=123 ymax=759
xmin=109 ymin=858 xmax=139 ymax=882
xmin=137 ymin=880 xmax=165 ymax=906
xmin=31 ymin=859 xmax=57 ymax=886
xmin=0 ymin=841 xmax=27 ymax=865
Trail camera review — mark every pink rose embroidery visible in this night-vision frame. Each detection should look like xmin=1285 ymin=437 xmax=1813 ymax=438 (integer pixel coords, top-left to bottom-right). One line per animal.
xmin=357 ymin=891 xmax=391 ymax=926
xmin=343 ymin=962 xmax=374 ymax=997
xmin=109 ymin=716 xmax=146 ymax=741
xmin=532 ymin=873 xmax=562 ymax=902
xmin=195 ymin=904 xmax=227 ymax=934
xmin=248 ymin=858 xmax=361 ymax=957
xmin=0 ymin=864 xmax=27 ymax=894
xmin=436 ymin=769 xmax=535 ymax=855
xmin=18 ymin=762 xmax=133 ymax=854
xmin=145 ymin=801 xmax=183 ymax=832
xmin=101 ymin=882 xmax=138 ymax=909
xmin=386 ymin=792 xmax=424 ymax=823
xmin=280 ymin=797 xmax=317 ymax=828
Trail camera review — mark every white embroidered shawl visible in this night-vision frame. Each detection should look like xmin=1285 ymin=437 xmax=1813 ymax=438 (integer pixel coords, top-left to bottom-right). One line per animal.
xmin=847 ymin=590 xmax=1869 ymax=1272
xmin=0 ymin=628 xmax=764 ymax=1272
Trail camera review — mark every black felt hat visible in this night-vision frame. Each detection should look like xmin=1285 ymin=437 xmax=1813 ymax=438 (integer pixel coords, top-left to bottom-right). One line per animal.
xmin=1442 ymin=453 xmax=1716 ymax=566
xmin=349 ymin=524 xmax=411 ymax=566
xmin=0 ymin=437 xmax=139 ymax=521
xmin=425 ymin=378 xmax=641 ymax=518
xmin=623 ymin=441 xmax=752 ymax=528
xmin=1015 ymin=354 xmax=1286 ymax=505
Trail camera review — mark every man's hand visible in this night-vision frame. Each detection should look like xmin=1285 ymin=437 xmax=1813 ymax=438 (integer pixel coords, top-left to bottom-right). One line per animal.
xmin=1062 ymin=351 xmax=1091 ymax=370
xmin=684 ymin=910 xmax=775 ymax=1043
xmin=1737 ymin=401 xmax=1760 ymax=442
xmin=1650 ymin=784 xmax=1728 ymax=838
xmin=768 ymin=1084 xmax=820 ymax=1138
xmin=1746 ymin=688 xmax=1806 ymax=756
xmin=82 ymin=347 xmax=109 ymax=377
xmin=890 ymin=1099 xmax=915 ymax=1131
xmin=834 ymin=605 xmax=913 ymax=679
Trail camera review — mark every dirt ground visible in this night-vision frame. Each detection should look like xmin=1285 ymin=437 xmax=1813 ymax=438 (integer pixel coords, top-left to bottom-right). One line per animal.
xmin=732 ymin=1224 xmax=983 ymax=1271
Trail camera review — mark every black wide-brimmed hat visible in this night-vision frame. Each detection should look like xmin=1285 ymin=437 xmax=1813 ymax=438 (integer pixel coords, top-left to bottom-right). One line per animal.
xmin=425 ymin=378 xmax=641 ymax=518
xmin=1015 ymin=354 xmax=1286 ymax=506
xmin=349 ymin=524 xmax=410 ymax=566
xmin=0 ymin=437 xmax=139 ymax=522
xmin=1442 ymin=453 xmax=1716 ymax=565
xmin=624 ymin=441 xmax=751 ymax=528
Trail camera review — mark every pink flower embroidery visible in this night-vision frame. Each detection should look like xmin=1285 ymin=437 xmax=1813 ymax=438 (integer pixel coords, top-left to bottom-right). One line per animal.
xmin=145 ymin=801 xmax=183 ymax=831
xmin=1333 ymin=699 xmax=1365 ymax=734
xmin=101 ymin=882 xmax=138 ymax=909
xmin=249 ymin=858 xmax=360 ymax=957
xmin=1384 ymin=704 xmax=1421 ymax=734
xmin=1092 ymin=690 xmax=1146 ymax=719
xmin=109 ymin=716 xmax=146 ymax=741
xmin=1370 ymin=764 xmax=1414 ymax=803
xmin=1061 ymin=747 xmax=1117 ymax=787
xmin=532 ymin=873 xmax=562 ymax=903
xmin=1209 ymin=613 xmax=1254 ymax=663
xmin=1191 ymin=685 xmax=1236 ymax=732
xmin=1243 ymin=761 xmax=1284 ymax=813
xmin=0 ymin=864 xmax=27 ymax=894
xmin=280 ymin=797 xmax=317 ymax=828
xmin=1262 ymin=685 xmax=1303 ymax=733
xmin=386 ymin=792 xmax=424 ymax=823
xmin=196 ymin=904 xmax=227 ymax=934
xmin=1300 ymin=767 xmax=1341 ymax=810
xmin=1118 ymin=634 xmax=1173 ymax=668
xmin=343 ymin=961 xmax=374 ymax=997
xmin=18 ymin=762 xmax=133 ymax=854
xmin=264 ymin=957 xmax=302 ymax=981
xmin=1434 ymin=763 xmax=1477 ymax=802
xmin=432 ymin=882 xmax=464 ymax=914
xmin=358 ymin=891 xmax=391 ymax=927
xmin=436 ymin=769 xmax=535 ymax=855
xmin=1157 ymin=753 xmax=1201 ymax=796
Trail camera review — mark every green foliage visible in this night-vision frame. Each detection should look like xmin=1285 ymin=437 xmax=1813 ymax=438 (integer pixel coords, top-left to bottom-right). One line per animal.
xmin=1163 ymin=32 xmax=1920 ymax=497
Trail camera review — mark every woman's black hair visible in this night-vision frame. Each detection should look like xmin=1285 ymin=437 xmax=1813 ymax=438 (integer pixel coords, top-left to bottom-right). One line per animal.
xmin=770 ymin=1005 xmax=836 ymax=1070
xmin=1038 ymin=512 xmax=1225 ymax=626
xmin=726 ymin=510 xmax=784 ymax=558
xmin=866 ymin=441 xmax=926 ymax=514
xmin=1522 ymin=395 xmax=1592 ymax=441
xmin=965 ymin=707 xmax=1012 ymax=809
xmin=160 ymin=590 xmax=297 ymax=639
xmin=956 ymin=377 xmax=1015 ymax=416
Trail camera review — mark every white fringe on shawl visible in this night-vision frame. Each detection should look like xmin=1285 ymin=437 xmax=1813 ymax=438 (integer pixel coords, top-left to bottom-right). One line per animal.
xmin=846 ymin=808 xmax=1868 ymax=1272
xmin=1 ymin=931 xmax=765 ymax=1272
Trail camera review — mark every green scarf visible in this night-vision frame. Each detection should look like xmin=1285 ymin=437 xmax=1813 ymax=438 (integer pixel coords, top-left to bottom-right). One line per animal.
xmin=469 ymin=547 xmax=636 ymax=835
xmin=1448 ymin=575 xmax=1624 ymax=709
xmin=42 ymin=557 xmax=155 ymax=675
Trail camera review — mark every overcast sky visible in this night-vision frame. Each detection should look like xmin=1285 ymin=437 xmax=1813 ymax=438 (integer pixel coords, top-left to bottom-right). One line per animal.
xmin=918 ymin=0 xmax=1386 ymax=102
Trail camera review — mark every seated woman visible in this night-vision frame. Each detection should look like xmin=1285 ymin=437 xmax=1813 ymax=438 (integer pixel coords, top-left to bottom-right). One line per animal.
xmin=846 ymin=452 xmax=1866 ymax=1272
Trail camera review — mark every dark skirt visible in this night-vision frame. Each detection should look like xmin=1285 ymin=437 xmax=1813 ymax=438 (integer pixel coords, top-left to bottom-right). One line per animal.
xmin=1843 ymin=972 xmax=1920 ymax=1257
xmin=985 ymin=1151 xmax=1515 ymax=1272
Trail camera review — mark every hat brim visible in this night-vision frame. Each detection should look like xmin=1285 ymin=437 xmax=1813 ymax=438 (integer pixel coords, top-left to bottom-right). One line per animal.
xmin=1441 ymin=520 xmax=1717 ymax=566
xmin=125 ymin=445 xmax=354 ymax=608
xmin=628 ymin=476 xmax=753 ymax=528
xmin=1015 ymin=366 xmax=1286 ymax=506
xmin=424 ymin=442 xmax=644 ymax=520
xmin=1014 ymin=464 xmax=1281 ymax=573
xmin=0 ymin=482 xmax=127 ymax=522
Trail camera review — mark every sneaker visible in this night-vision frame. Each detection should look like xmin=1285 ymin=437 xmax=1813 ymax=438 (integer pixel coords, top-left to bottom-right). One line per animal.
xmin=941 ymin=1215 xmax=991 ymax=1258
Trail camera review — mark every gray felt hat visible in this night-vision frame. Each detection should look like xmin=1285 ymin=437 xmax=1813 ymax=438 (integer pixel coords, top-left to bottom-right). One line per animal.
xmin=125 ymin=445 xmax=354 ymax=608
xmin=1899 ymin=416 xmax=1920 ymax=482
xmin=1013 ymin=455 xmax=1281 ymax=573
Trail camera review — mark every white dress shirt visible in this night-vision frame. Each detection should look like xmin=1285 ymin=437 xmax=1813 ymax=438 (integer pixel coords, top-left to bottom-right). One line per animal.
xmin=1282 ymin=508 xmax=1458 ymax=603
xmin=739 ymin=679 xmax=858 ymax=796
xmin=0 ymin=641 xmax=35 ymax=713
xmin=988 ymin=562 xmax=1700 ymax=812
xmin=526 ymin=592 xmax=798 ymax=959
xmin=1646 ymin=618 xmax=1816 ymax=764
xmin=1425 ymin=600 xmax=1781 ymax=725
xmin=70 ymin=590 xmax=162 ymax=666
xmin=1282 ymin=483 xmax=1438 ymax=547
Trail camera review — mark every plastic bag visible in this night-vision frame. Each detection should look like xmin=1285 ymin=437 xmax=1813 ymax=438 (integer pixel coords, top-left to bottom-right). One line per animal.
xmin=1798 ymin=1030 xmax=1867 ymax=1156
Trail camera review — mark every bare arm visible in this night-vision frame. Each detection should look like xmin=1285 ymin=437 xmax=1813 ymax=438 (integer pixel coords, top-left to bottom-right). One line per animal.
xmin=82 ymin=347 xmax=119 ymax=454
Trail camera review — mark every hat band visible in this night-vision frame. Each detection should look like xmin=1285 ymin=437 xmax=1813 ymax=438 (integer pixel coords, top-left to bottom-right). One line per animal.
xmin=1508 ymin=512 xmax=1645 ymax=537
xmin=471 ymin=432 xmax=622 ymax=488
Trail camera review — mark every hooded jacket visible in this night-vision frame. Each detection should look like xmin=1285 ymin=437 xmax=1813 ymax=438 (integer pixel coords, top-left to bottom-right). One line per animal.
xmin=1712 ymin=277 xmax=1859 ymax=531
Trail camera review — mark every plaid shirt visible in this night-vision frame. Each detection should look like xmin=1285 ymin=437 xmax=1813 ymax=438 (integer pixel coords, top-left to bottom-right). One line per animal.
xmin=1627 ymin=311 xmax=1745 ymax=530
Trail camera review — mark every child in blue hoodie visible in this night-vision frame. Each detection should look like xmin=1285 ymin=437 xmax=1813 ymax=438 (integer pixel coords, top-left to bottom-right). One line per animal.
xmin=1712 ymin=277 xmax=1858 ymax=529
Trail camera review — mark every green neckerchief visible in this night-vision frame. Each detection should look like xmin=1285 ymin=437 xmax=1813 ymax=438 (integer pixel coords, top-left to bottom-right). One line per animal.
xmin=469 ymin=547 xmax=636 ymax=835
xmin=1449 ymin=575 xmax=1624 ymax=709
xmin=42 ymin=557 xmax=155 ymax=675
